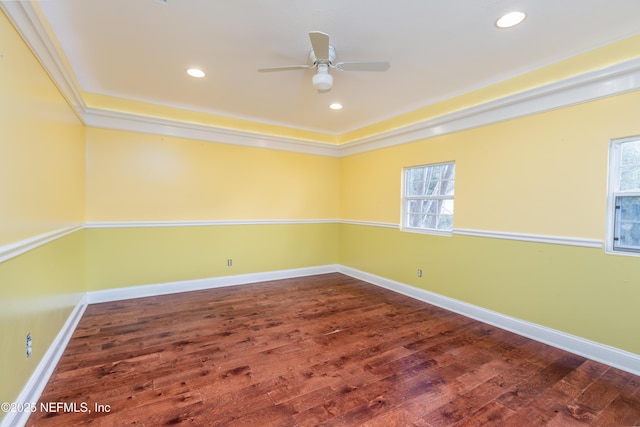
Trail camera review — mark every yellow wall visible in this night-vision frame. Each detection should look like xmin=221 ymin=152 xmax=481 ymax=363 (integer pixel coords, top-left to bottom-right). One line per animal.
xmin=85 ymin=128 xmax=340 ymax=222
xmin=339 ymin=90 xmax=640 ymax=354
xmin=0 ymin=14 xmax=85 ymax=246
xmin=341 ymin=91 xmax=640 ymax=238
xmin=0 ymin=9 xmax=85 ymax=411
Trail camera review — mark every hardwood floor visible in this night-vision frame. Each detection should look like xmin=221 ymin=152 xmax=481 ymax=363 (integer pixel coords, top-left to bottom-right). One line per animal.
xmin=27 ymin=273 xmax=640 ymax=426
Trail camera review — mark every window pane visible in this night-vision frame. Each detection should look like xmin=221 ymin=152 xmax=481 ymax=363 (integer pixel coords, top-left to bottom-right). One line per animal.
xmin=408 ymin=214 xmax=421 ymax=228
xmin=437 ymin=214 xmax=453 ymax=230
xmin=425 ymin=215 xmax=438 ymax=229
xmin=429 ymin=200 xmax=442 ymax=214
xmin=621 ymin=140 xmax=640 ymax=166
xmin=442 ymin=179 xmax=455 ymax=196
xmin=620 ymin=140 xmax=640 ymax=191
xmin=409 ymin=167 xmax=425 ymax=181
xmin=429 ymin=165 xmax=442 ymax=179
xmin=407 ymin=200 xmax=424 ymax=214
xmin=408 ymin=181 xmax=425 ymax=196
xmin=620 ymin=166 xmax=640 ymax=191
xmin=441 ymin=199 xmax=454 ymax=215
xmin=615 ymin=196 xmax=640 ymax=250
xmin=426 ymin=179 xmax=439 ymax=195
xmin=443 ymin=163 xmax=456 ymax=179
xmin=408 ymin=213 xmax=435 ymax=228
xmin=403 ymin=162 xmax=455 ymax=232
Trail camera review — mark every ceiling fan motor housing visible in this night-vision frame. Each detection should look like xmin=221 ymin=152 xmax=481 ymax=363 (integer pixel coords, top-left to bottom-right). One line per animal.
xmin=309 ymin=45 xmax=336 ymax=67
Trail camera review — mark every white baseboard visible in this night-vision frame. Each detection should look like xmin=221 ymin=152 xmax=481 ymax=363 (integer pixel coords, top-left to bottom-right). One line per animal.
xmin=2 ymin=296 xmax=88 ymax=427
xmin=339 ymin=266 xmax=640 ymax=377
xmin=87 ymin=264 xmax=340 ymax=304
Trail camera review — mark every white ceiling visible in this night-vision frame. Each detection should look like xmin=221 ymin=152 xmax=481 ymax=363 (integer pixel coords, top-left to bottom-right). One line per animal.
xmin=36 ymin=0 xmax=640 ymax=135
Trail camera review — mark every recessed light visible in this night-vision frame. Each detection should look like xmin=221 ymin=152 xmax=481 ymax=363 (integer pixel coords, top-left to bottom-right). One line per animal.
xmin=186 ymin=68 xmax=206 ymax=78
xmin=496 ymin=11 xmax=526 ymax=29
xmin=329 ymin=103 xmax=343 ymax=110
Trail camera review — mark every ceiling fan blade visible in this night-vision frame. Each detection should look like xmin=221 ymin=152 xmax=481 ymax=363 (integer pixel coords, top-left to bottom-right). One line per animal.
xmin=335 ymin=61 xmax=390 ymax=72
xmin=309 ymin=31 xmax=330 ymax=61
xmin=258 ymin=65 xmax=310 ymax=72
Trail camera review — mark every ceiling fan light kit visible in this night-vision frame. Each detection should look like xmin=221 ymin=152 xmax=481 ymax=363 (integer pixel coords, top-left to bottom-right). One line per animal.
xmin=258 ymin=31 xmax=390 ymax=93
xmin=312 ymin=64 xmax=333 ymax=91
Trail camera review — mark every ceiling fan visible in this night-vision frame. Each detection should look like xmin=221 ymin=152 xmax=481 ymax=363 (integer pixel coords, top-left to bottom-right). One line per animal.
xmin=258 ymin=31 xmax=390 ymax=92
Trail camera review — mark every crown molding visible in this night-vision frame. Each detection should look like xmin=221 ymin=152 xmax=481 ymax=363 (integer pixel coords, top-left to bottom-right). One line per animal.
xmin=0 ymin=1 xmax=86 ymax=117
xmin=82 ymin=107 xmax=342 ymax=157
xmin=339 ymin=57 xmax=640 ymax=156
xmin=5 ymin=1 xmax=640 ymax=158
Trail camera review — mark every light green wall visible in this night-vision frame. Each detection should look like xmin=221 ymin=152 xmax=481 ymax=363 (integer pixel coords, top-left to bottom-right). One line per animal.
xmin=0 ymin=233 xmax=85 ymax=407
xmin=339 ymin=223 xmax=640 ymax=354
xmin=85 ymin=223 xmax=339 ymax=291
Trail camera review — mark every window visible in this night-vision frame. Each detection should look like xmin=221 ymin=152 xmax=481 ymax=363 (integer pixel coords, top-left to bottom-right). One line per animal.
xmin=608 ymin=137 xmax=640 ymax=254
xmin=402 ymin=162 xmax=455 ymax=234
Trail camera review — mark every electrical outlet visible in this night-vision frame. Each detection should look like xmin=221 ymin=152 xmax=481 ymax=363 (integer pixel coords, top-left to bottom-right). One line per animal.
xmin=26 ymin=333 xmax=32 ymax=359
xmin=417 ymin=269 xmax=423 ymax=278
xmin=227 ymin=259 xmax=233 ymax=267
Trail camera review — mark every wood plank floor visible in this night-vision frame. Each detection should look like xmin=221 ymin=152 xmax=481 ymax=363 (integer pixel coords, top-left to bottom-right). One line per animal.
xmin=27 ymin=273 xmax=640 ymax=426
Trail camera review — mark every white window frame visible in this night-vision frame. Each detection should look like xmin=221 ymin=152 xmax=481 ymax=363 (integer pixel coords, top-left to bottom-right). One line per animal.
xmin=401 ymin=162 xmax=455 ymax=236
xmin=606 ymin=136 xmax=640 ymax=256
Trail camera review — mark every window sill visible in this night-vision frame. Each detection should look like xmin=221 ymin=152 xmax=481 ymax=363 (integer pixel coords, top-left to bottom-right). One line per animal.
xmin=605 ymin=248 xmax=640 ymax=257
xmin=401 ymin=227 xmax=453 ymax=237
